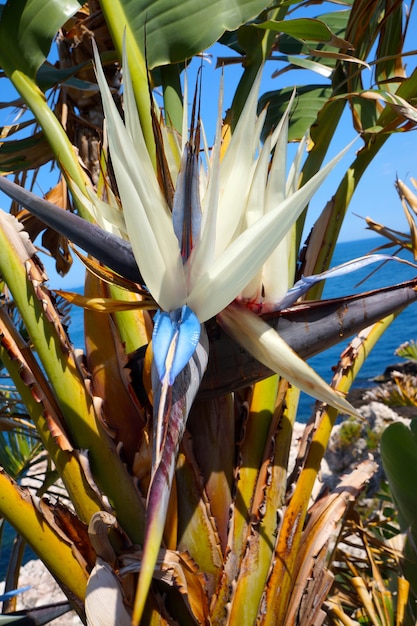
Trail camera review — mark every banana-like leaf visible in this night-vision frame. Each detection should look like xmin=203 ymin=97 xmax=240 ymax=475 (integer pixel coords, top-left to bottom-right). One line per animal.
xmin=380 ymin=422 xmax=417 ymax=597
xmin=381 ymin=422 xmax=417 ymax=534
xmin=100 ymin=0 xmax=271 ymax=70
xmin=98 ymin=0 xmax=273 ymax=158
xmin=254 ymin=17 xmax=353 ymax=49
xmin=0 ymin=0 xmax=85 ymax=79
xmin=259 ymin=85 xmax=333 ymax=143
xmin=0 ymin=131 xmax=53 ymax=174
xmin=0 ymin=0 xmax=94 ymax=203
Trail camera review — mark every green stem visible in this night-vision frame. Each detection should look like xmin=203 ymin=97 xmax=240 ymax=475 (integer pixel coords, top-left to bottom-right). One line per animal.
xmin=0 ymin=218 xmax=145 ymax=542
xmin=99 ymin=0 xmax=156 ymax=168
xmin=229 ymin=5 xmax=288 ymax=127
xmin=10 ymin=71 xmax=91 ymax=218
xmin=0 ymin=309 xmax=103 ymax=523
xmin=0 ymin=469 xmax=88 ymax=604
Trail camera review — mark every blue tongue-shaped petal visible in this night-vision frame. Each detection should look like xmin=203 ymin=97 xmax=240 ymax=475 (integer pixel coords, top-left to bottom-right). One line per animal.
xmin=132 ymin=320 xmax=208 ymax=625
xmin=152 ymin=305 xmax=201 ymax=385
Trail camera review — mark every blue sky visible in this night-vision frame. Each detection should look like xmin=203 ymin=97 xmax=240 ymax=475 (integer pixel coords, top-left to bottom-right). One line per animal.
xmin=0 ymin=2 xmax=416 ymax=288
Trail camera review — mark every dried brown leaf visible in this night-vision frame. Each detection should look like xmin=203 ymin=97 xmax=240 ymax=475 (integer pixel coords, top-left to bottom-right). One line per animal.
xmin=284 ymin=460 xmax=378 ymax=624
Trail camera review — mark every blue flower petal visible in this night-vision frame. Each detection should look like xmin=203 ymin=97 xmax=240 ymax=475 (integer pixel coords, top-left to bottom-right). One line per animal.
xmin=153 ymin=305 xmax=201 ymax=385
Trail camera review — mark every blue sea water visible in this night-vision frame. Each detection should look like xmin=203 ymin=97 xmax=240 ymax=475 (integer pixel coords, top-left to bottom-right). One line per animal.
xmin=297 ymin=237 xmax=417 ymax=421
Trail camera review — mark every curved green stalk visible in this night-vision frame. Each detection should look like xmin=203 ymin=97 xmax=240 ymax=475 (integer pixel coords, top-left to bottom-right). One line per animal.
xmin=99 ymin=0 xmax=156 ymax=167
xmin=0 ymin=214 xmax=145 ymax=542
xmin=6 ymin=71 xmax=91 ymax=217
xmin=0 ymin=309 xmax=103 ymax=523
xmin=0 ymin=469 xmax=88 ymax=603
xmin=229 ymin=4 xmax=288 ymax=127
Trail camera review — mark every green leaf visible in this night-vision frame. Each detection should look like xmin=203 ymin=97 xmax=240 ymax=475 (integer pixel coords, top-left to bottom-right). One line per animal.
xmin=381 ymin=422 xmax=417 ymax=597
xmin=100 ymin=0 xmax=272 ymax=69
xmin=0 ymin=131 xmax=53 ymax=173
xmin=0 ymin=0 xmax=95 ymax=209
xmin=36 ymin=61 xmax=95 ymax=92
xmin=259 ymin=85 xmax=333 ymax=142
xmin=255 ymin=18 xmax=352 ymax=49
xmin=381 ymin=422 xmax=417 ymax=532
xmin=0 ymin=0 xmax=86 ymax=78
xmin=0 ymin=431 xmax=40 ymax=480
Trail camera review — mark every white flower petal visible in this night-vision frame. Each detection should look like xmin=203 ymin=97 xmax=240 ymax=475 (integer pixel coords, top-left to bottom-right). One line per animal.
xmin=286 ymin=134 xmax=307 ymax=197
xmin=93 ymin=42 xmax=186 ymax=310
xmin=244 ymin=136 xmax=271 ymax=229
xmin=214 ymin=70 xmax=264 ymax=255
xmin=266 ymin=109 xmax=289 ymax=211
xmin=86 ymin=187 xmax=127 ymax=237
xmin=218 ymin=304 xmax=361 ymax=417
xmin=269 ymin=88 xmax=296 ymax=151
xmin=188 ymin=140 xmax=355 ymax=322
xmin=243 ymin=92 xmax=296 ymax=303
xmin=260 ymin=103 xmax=296 ymax=302
xmin=109 ymin=154 xmax=186 ymax=309
xmin=262 ymin=231 xmax=295 ymax=305
xmin=160 ymin=123 xmax=182 ymax=184
xmin=240 ymin=136 xmax=271 ymax=300
xmin=93 ymin=43 xmax=161 ymax=217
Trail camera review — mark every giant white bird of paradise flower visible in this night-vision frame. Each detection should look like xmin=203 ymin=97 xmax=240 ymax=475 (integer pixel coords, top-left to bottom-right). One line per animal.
xmin=92 ymin=43 xmax=358 ymax=412
xmin=86 ymin=42 xmax=361 ymax=624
